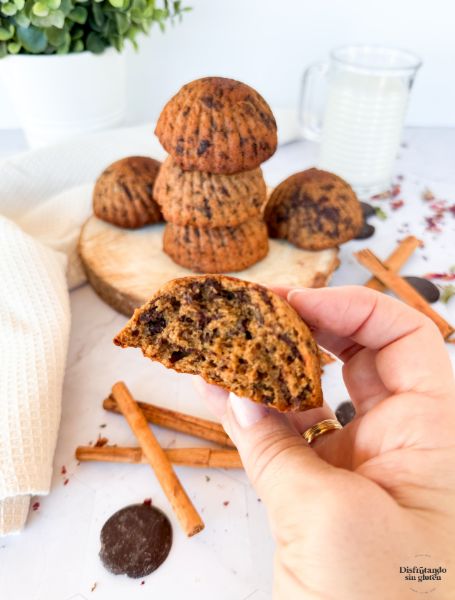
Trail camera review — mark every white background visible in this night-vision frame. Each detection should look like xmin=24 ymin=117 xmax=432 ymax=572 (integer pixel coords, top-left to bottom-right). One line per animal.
xmin=1 ymin=0 xmax=455 ymax=128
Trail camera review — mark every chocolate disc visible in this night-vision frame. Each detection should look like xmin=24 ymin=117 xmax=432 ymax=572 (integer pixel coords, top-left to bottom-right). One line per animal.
xmin=335 ymin=401 xmax=356 ymax=426
xmin=404 ymin=276 xmax=440 ymax=304
xmin=360 ymin=202 xmax=375 ymax=219
xmin=354 ymin=222 xmax=375 ymax=240
xmin=100 ymin=504 xmax=172 ymax=578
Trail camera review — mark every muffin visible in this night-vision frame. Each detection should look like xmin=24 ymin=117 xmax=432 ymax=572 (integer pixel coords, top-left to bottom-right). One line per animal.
xmin=93 ymin=156 xmax=162 ymax=229
xmin=163 ymin=218 xmax=269 ymax=273
xmin=155 ymin=77 xmax=277 ymax=174
xmin=154 ymin=156 xmax=267 ymax=227
xmin=114 ymin=275 xmax=323 ymax=412
xmin=264 ymin=168 xmax=363 ymax=250
xmin=163 ymin=219 xmax=269 ymax=273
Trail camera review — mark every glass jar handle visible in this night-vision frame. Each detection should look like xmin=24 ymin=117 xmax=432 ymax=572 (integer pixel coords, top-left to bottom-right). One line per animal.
xmin=299 ymin=61 xmax=329 ymax=142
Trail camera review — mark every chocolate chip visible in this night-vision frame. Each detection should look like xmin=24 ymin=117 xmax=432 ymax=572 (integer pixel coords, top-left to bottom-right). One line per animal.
xmin=354 ymin=222 xmax=375 ymax=239
xmin=197 ymin=140 xmax=211 ymax=156
xmin=360 ymin=202 xmax=375 ymax=219
xmin=335 ymin=401 xmax=356 ymax=426
xmin=139 ymin=308 xmax=166 ymax=335
xmin=404 ymin=276 xmax=440 ymax=303
xmin=170 ymin=349 xmax=190 ymax=363
xmin=99 ymin=504 xmax=172 ymax=578
xmin=201 ymin=96 xmax=214 ymax=108
xmin=202 ymin=197 xmax=212 ymax=218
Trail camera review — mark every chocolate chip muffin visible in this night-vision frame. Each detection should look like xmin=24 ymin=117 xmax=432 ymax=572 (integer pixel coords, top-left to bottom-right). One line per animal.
xmin=163 ymin=218 xmax=269 ymax=273
xmin=264 ymin=168 xmax=363 ymax=250
xmin=93 ymin=156 xmax=163 ymax=229
xmin=154 ymin=156 xmax=267 ymax=227
xmin=114 ymin=275 xmax=322 ymax=412
xmin=155 ymin=77 xmax=277 ymax=174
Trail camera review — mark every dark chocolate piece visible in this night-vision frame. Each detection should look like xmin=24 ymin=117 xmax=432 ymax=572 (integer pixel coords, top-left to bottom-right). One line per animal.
xmin=335 ymin=401 xmax=356 ymax=426
xmin=403 ymin=276 xmax=440 ymax=304
xmin=360 ymin=202 xmax=375 ymax=219
xmin=99 ymin=504 xmax=172 ymax=578
xmin=354 ymin=222 xmax=375 ymax=239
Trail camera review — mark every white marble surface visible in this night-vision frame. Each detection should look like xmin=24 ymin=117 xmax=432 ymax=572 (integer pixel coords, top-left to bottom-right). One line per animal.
xmin=0 ymin=127 xmax=454 ymax=600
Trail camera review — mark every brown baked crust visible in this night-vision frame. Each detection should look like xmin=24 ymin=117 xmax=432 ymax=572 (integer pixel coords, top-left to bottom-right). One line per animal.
xmin=154 ymin=156 xmax=267 ymax=227
xmin=114 ymin=275 xmax=322 ymax=412
xmin=93 ymin=156 xmax=163 ymax=228
xmin=163 ymin=219 xmax=269 ymax=273
xmin=155 ymin=77 xmax=277 ymax=174
xmin=264 ymin=168 xmax=363 ymax=250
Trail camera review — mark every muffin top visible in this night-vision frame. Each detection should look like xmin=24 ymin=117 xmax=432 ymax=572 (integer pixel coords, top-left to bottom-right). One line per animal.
xmin=264 ymin=168 xmax=363 ymax=250
xmin=155 ymin=77 xmax=277 ymax=174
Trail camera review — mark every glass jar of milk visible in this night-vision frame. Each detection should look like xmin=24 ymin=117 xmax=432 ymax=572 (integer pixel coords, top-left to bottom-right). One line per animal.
xmin=300 ymin=45 xmax=422 ymax=197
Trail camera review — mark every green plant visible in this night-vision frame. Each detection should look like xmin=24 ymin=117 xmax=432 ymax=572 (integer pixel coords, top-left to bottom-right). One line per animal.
xmin=0 ymin=0 xmax=189 ymax=57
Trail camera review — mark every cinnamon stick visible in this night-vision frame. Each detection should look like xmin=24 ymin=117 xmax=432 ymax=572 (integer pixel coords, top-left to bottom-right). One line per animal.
xmin=111 ymin=382 xmax=204 ymax=537
xmin=76 ymin=445 xmax=243 ymax=469
xmin=355 ymin=249 xmax=454 ymax=340
xmin=103 ymin=394 xmax=234 ymax=448
xmin=364 ymin=236 xmax=421 ymax=292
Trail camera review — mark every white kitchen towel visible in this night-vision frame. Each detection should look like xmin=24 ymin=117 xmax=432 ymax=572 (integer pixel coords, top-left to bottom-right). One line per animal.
xmin=0 ymin=125 xmax=165 ymax=536
xmin=0 ymin=217 xmax=70 ymax=534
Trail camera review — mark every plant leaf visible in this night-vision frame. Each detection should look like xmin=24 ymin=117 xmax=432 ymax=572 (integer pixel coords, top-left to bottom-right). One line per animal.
xmin=0 ymin=23 xmax=14 ymax=40
xmin=1 ymin=3 xmax=18 ymax=15
xmin=31 ymin=8 xmax=65 ymax=27
xmin=68 ymin=5 xmax=86 ymax=23
xmin=86 ymin=30 xmax=105 ymax=53
xmin=7 ymin=40 xmax=21 ymax=52
xmin=32 ymin=1 xmax=49 ymax=17
xmin=16 ymin=23 xmax=47 ymax=52
xmin=45 ymin=24 xmax=65 ymax=45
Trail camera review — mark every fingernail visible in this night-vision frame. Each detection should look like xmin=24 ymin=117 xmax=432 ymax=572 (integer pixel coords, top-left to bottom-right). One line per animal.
xmin=287 ymin=288 xmax=310 ymax=302
xmin=229 ymin=393 xmax=269 ymax=428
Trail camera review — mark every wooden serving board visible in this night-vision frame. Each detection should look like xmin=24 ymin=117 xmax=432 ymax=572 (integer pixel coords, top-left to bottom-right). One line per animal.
xmin=79 ymin=216 xmax=339 ymax=316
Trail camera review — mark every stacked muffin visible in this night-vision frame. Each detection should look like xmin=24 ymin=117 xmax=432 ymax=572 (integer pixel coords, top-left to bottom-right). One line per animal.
xmin=154 ymin=77 xmax=278 ymax=273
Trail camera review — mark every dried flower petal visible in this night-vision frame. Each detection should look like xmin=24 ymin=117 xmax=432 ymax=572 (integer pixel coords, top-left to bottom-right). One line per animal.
xmin=391 ymin=199 xmax=404 ymax=210
xmin=94 ymin=436 xmax=108 ymax=448
xmin=374 ymin=206 xmax=388 ymax=220
xmin=422 ymin=188 xmax=436 ymax=202
xmin=440 ymin=285 xmax=455 ymax=304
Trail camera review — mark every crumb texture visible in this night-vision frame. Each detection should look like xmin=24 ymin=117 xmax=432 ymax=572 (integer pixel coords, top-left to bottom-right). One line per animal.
xmin=114 ymin=276 xmax=322 ymax=412
xmin=93 ymin=156 xmax=163 ymax=229
xmin=163 ymin=219 xmax=269 ymax=273
xmin=155 ymin=77 xmax=277 ymax=174
xmin=264 ymin=168 xmax=363 ymax=250
xmin=154 ymin=156 xmax=267 ymax=227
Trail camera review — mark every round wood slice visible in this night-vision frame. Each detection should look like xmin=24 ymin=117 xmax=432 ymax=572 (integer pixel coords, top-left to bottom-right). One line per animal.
xmin=79 ymin=216 xmax=339 ymax=316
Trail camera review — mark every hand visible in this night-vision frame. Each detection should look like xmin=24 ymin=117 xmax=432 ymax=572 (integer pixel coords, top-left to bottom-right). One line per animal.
xmin=194 ymin=286 xmax=455 ymax=599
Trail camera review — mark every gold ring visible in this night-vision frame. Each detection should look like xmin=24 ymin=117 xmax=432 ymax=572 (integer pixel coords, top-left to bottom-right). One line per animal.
xmin=302 ymin=419 xmax=342 ymax=445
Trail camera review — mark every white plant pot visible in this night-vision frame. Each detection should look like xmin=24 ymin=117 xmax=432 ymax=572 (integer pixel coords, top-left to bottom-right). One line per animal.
xmin=0 ymin=48 xmax=126 ymax=148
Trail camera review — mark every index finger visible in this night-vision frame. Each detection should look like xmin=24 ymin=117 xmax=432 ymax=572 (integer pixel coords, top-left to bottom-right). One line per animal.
xmin=287 ymin=286 xmax=454 ymax=398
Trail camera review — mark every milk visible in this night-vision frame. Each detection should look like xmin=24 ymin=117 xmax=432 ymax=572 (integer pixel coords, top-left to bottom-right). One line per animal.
xmin=318 ymin=70 xmax=409 ymax=197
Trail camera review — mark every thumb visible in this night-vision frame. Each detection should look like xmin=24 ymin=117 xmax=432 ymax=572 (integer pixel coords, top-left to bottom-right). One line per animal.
xmin=225 ymin=393 xmax=335 ymax=526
